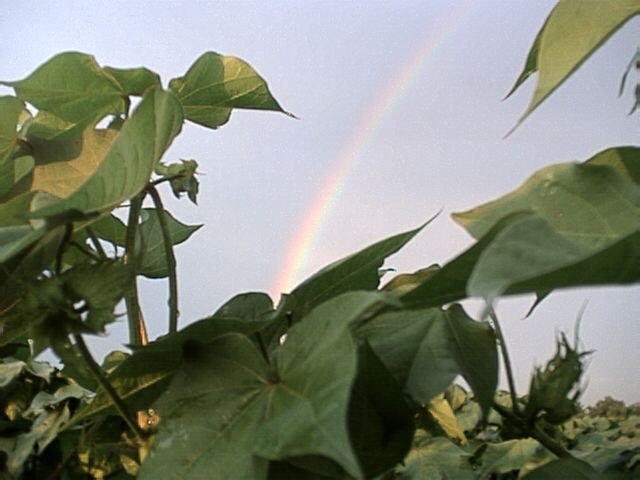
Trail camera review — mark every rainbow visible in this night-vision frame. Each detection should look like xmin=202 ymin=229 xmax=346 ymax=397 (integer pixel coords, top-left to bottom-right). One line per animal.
xmin=271 ymin=1 xmax=475 ymax=297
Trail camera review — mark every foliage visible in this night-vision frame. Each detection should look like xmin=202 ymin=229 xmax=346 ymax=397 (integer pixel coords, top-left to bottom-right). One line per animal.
xmin=0 ymin=1 xmax=639 ymax=478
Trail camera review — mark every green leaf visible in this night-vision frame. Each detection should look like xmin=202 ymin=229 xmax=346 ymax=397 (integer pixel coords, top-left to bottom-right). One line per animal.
xmin=478 ymin=439 xmax=542 ymax=478
xmin=140 ymin=291 xmax=385 ymax=479
xmin=61 ymin=260 xmax=128 ymax=333
xmin=23 ymin=110 xmax=86 ymax=141
xmin=0 ymin=96 xmax=26 ymax=196
xmin=395 ymin=437 xmax=475 ymax=480
xmin=25 ymin=127 xmax=118 ymax=199
xmin=347 ymin=342 xmax=414 ymax=477
xmin=31 ymin=88 xmax=183 ymax=219
xmin=136 ymin=208 xmax=202 ymax=278
xmin=453 ymin=150 xmax=640 ymax=248
xmin=445 ymin=304 xmax=498 ymax=417
xmin=103 ymin=66 xmax=161 ymax=96
xmin=354 ymin=308 xmax=460 ymax=404
xmin=509 ymin=0 xmax=640 ymax=130
xmin=288 ymin=221 xmax=429 ymax=322
xmin=168 ymin=51 xmax=293 ymax=129
xmin=0 ymin=96 xmax=23 ymax=159
xmin=70 ymin=292 xmax=274 ymax=424
xmin=522 ymin=457 xmax=601 ymax=480
xmin=2 ymin=52 xmax=124 ymax=126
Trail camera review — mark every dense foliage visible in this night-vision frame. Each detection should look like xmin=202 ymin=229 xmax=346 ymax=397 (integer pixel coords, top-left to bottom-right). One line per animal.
xmin=1 ymin=1 xmax=639 ymax=478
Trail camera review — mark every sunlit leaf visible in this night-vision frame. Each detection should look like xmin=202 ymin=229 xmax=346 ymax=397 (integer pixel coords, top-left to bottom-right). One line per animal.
xmin=2 ymin=52 xmax=124 ymax=126
xmin=104 ymin=66 xmax=161 ymax=96
xmin=394 ymin=437 xmax=475 ymax=480
xmin=26 ymin=128 xmax=118 ymax=199
xmin=169 ymin=51 xmax=293 ymax=129
xmin=31 ymin=88 xmax=183 ymax=219
xmin=509 ymin=0 xmax=640 ymax=130
xmin=155 ymin=159 xmax=199 ymax=204
xmin=23 ymin=110 xmax=85 ymax=141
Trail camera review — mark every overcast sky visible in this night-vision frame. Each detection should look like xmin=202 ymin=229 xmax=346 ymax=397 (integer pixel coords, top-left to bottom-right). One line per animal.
xmin=2 ymin=1 xmax=639 ymax=404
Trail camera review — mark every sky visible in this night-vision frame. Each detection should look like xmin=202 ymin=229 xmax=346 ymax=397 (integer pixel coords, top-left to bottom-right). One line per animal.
xmin=2 ymin=1 xmax=638 ymax=404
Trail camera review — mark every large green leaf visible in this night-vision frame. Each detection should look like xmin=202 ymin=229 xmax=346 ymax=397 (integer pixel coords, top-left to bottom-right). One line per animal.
xmin=354 ymin=308 xmax=460 ymax=404
xmin=140 ymin=292 xmax=386 ymax=479
xmin=453 ymin=149 xmax=640 ymax=247
xmin=31 ymin=88 xmax=183 ymax=219
xmin=478 ymin=439 xmax=542 ymax=478
xmin=69 ymin=292 xmax=274 ymax=424
xmin=508 ymin=0 xmax=640 ymax=129
xmin=168 ymin=51 xmax=292 ymax=129
xmin=288 ymin=222 xmax=428 ymax=322
xmin=24 ymin=128 xmax=118 ymax=199
xmin=2 ymin=52 xmax=124 ymax=126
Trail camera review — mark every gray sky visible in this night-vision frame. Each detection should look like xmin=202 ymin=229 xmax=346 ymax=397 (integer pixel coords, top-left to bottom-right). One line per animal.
xmin=2 ymin=1 xmax=638 ymax=404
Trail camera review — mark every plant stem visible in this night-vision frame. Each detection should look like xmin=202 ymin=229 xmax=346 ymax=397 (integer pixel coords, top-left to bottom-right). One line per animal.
xmin=488 ymin=307 xmax=520 ymax=414
xmin=492 ymin=402 xmax=571 ymax=459
xmin=124 ymin=195 xmax=145 ymax=347
xmin=146 ymin=184 xmax=179 ymax=334
xmin=86 ymin=226 xmax=107 ymax=259
xmin=55 ymin=223 xmax=74 ymax=274
xmin=72 ymin=333 xmax=145 ymax=441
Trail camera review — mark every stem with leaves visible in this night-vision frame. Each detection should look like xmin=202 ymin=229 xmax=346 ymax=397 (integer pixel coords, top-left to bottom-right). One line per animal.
xmin=72 ymin=333 xmax=146 ymax=442
xmin=146 ymin=184 xmax=179 ymax=334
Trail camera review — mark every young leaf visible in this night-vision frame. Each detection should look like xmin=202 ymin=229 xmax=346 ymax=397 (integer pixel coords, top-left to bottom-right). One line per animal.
xmin=135 ymin=208 xmax=202 ymax=278
xmin=169 ymin=51 xmax=293 ymax=129
xmin=31 ymin=88 xmax=183 ymax=219
xmin=155 ymin=159 xmax=199 ymax=204
xmin=2 ymin=52 xmax=124 ymax=126
xmin=509 ymin=0 xmax=640 ymax=131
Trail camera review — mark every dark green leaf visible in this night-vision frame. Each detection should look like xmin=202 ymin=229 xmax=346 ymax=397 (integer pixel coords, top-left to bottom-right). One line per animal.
xmin=70 ymin=292 xmax=274 ymax=423
xmin=0 ymin=96 xmax=23 ymax=159
xmin=354 ymin=308 xmax=460 ymax=404
xmin=347 ymin=342 xmax=414 ymax=477
xmin=445 ymin=305 xmax=497 ymax=417
xmin=136 ymin=208 xmax=202 ymax=278
xmin=2 ymin=52 xmax=124 ymax=126
xmin=522 ymin=457 xmax=601 ymax=480
xmin=140 ymin=291 xmax=386 ymax=479
xmin=104 ymin=66 xmax=161 ymax=96
xmin=169 ymin=51 xmax=293 ymax=129
xmin=31 ymin=88 xmax=183 ymax=218
xmin=288 ymin=221 xmax=429 ymax=322
xmin=509 ymin=0 xmax=640 ymax=130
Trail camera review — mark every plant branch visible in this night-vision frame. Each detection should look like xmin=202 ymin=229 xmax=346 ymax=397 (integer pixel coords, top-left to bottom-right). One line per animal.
xmin=55 ymin=223 xmax=74 ymax=274
xmin=146 ymin=184 xmax=179 ymax=334
xmin=86 ymin=226 xmax=108 ymax=259
xmin=488 ymin=307 xmax=520 ymax=414
xmin=492 ymin=402 xmax=571 ymax=459
xmin=124 ymin=195 xmax=145 ymax=347
xmin=72 ymin=333 xmax=145 ymax=441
